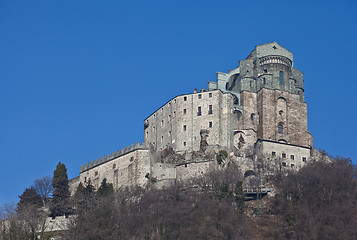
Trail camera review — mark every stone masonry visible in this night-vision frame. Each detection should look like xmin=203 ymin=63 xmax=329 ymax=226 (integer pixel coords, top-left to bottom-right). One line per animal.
xmin=71 ymin=42 xmax=315 ymax=192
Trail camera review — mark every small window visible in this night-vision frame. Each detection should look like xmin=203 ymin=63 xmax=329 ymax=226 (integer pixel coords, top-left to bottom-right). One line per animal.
xmin=174 ymin=99 xmax=177 ymax=103
xmin=161 ymin=136 xmax=163 ymax=142
xmin=208 ymin=105 xmax=212 ymax=114
xmin=198 ymin=94 xmax=202 ymax=99
xmin=183 ymin=125 xmax=187 ymax=131
xmin=153 ymin=126 xmax=156 ymax=132
xmin=184 ymin=96 xmax=187 ymax=101
xmin=95 ymin=171 xmax=98 ymax=176
xmin=161 ymin=108 xmax=163 ymax=112
xmin=278 ymin=123 xmax=283 ymax=134
xmin=113 ymin=164 xmax=116 ymax=169
xmin=263 ymin=77 xmax=266 ymax=85
xmin=291 ymin=164 xmax=295 ymax=169
xmin=279 ymin=71 xmax=284 ymax=85
xmin=272 ymin=151 xmax=276 ymax=156
xmin=84 ymin=177 xmax=87 ymax=182
xmin=161 ymin=120 xmax=164 ymax=127
xmin=197 ymin=106 xmax=201 ymax=116
xmin=282 ymin=153 xmax=286 ymax=158
xmin=264 ymin=69 xmax=267 ymax=73
xmin=173 ymin=111 xmax=176 ymax=118
xmin=302 ymin=157 xmax=307 ymax=163
xmin=168 ymin=131 xmax=171 ymax=137
xmin=209 ymin=122 xmax=212 ymax=128
xmin=279 ymin=110 xmax=284 ymax=117
xmin=290 ymin=155 xmax=294 ymax=160
xmin=282 ymin=162 xmax=286 ymax=167
xmin=168 ymin=115 xmax=170 ymax=122
xmin=146 ymin=131 xmax=148 ymax=138
xmin=251 ymin=113 xmax=255 ymax=124
xmin=209 ymin=93 xmax=212 ymax=98
xmin=250 ymin=81 xmax=253 ymax=88
xmin=183 ymin=109 xmax=187 ymax=115
xmin=183 ymin=142 xmax=186 ymax=146
xmin=130 ymin=157 xmax=134 ymax=162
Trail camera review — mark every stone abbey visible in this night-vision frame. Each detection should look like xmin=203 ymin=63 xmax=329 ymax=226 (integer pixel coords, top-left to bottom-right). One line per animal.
xmin=70 ymin=42 xmax=317 ymax=191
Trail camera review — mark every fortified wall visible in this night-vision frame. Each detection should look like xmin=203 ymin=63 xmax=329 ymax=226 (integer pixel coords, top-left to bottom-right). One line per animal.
xmin=70 ymin=42 xmax=316 ymax=193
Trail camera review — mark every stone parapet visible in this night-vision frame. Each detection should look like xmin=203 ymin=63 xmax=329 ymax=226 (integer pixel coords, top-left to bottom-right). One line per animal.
xmin=80 ymin=142 xmax=147 ymax=173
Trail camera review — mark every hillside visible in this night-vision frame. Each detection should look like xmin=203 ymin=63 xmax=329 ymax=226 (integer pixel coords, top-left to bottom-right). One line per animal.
xmin=1 ymin=157 xmax=356 ymax=240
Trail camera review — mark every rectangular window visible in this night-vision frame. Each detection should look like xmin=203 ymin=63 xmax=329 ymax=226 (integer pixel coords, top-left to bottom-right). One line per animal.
xmin=197 ymin=106 xmax=201 ymax=116
xmin=290 ymin=155 xmax=294 ymax=160
xmin=302 ymin=157 xmax=306 ymax=163
xmin=184 ymin=96 xmax=187 ymax=101
xmin=146 ymin=131 xmax=148 ymax=138
xmin=168 ymin=131 xmax=171 ymax=137
xmin=208 ymin=105 xmax=213 ymax=114
xmin=183 ymin=109 xmax=187 ymax=115
xmin=272 ymin=151 xmax=276 ymax=156
xmin=209 ymin=122 xmax=212 ymax=128
xmin=282 ymin=162 xmax=286 ymax=167
xmin=282 ymin=153 xmax=286 ymax=158
xmin=183 ymin=142 xmax=186 ymax=146
xmin=209 ymin=93 xmax=212 ymax=98
xmin=183 ymin=125 xmax=187 ymax=131
xmin=279 ymin=71 xmax=284 ymax=85
xmin=161 ymin=136 xmax=163 ymax=142
xmin=291 ymin=164 xmax=295 ymax=169
xmin=198 ymin=94 xmax=202 ymax=99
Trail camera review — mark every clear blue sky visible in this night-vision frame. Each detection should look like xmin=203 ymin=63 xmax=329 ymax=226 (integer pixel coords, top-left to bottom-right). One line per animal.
xmin=1 ymin=0 xmax=356 ymax=205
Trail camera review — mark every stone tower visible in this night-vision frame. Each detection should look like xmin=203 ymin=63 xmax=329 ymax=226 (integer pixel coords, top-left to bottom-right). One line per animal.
xmin=209 ymin=42 xmax=313 ymax=148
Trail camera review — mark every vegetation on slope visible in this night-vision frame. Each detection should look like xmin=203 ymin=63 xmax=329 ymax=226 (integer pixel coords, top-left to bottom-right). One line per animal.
xmin=1 ymin=158 xmax=357 ymax=240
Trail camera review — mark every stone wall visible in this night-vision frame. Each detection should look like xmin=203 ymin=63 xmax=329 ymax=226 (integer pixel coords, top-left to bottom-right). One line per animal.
xmin=255 ymin=139 xmax=311 ymax=170
xmin=80 ymin=149 xmax=150 ymax=190
xmin=144 ymin=90 xmax=234 ymax=153
xmin=176 ymin=160 xmax=215 ymax=183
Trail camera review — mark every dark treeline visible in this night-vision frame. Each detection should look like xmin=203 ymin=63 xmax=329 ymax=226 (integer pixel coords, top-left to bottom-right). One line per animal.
xmin=1 ymin=158 xmax=357 ymax=240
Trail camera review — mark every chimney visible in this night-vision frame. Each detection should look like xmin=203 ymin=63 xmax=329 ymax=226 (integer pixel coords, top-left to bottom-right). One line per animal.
xmin=194 ymin=89 xmax=197 ymax=93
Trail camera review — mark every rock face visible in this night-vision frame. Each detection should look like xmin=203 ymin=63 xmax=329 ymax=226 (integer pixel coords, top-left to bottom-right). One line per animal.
xmin=72 ymin=42 xmax=315 ymax=193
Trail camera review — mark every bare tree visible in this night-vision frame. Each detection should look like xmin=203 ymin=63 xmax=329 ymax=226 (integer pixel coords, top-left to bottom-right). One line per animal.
xmin=34 ymin=176 xmax=53 ymax=207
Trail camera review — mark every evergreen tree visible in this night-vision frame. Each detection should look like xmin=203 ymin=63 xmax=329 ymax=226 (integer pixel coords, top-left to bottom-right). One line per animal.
xmin=74 ymin=181 xmax=95 ymax=212
xmin=234 ymin=180 xmax=245 ymax=214
xmin=17 ymin=186 xmax=42 ymax=213
xmin=97 ymin=178 xmax=114 ymax=197
xmin=50 ymin=162 xmax=70 ymax=217
xmin=74 ymin=182 xmax=87 ymax=199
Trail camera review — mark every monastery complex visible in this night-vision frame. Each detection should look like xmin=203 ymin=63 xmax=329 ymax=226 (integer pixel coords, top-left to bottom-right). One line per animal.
xmin=69 ymin=42 xmax=320 ymax=191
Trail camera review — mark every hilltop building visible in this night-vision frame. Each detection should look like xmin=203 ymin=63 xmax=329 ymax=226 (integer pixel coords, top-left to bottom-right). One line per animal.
xmin=70 ymin=42 xmax=316 ymax=192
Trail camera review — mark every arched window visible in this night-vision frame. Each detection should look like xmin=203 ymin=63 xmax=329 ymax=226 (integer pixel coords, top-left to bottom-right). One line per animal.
xmin=278 ymin=122 xmax=283 ymax=134
xmin=279 ymin=71 xmax=284 ymax=85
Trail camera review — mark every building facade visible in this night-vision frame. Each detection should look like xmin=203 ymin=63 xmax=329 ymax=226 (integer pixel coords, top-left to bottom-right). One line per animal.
xmin=73 ymin=42 xmax=315 ymax=191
